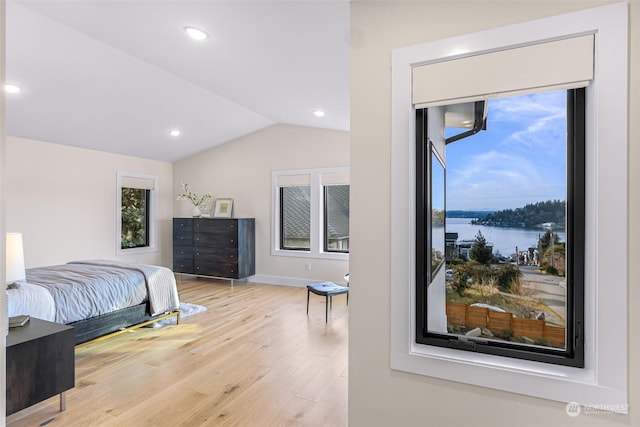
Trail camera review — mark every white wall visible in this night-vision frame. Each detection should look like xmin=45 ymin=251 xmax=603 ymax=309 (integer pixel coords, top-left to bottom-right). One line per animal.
xmin=173 ymin=124 xmax=350 ymax=285
xmin=5 ymin=136 xmax=174 ymax=268
xmin=349 ymin=1 xmax=639 ymax=426
xmin=1 ymin=0 xmax=7 ymax=418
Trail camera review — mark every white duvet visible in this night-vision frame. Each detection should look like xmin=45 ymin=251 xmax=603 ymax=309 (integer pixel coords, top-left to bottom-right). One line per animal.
xmin=6 ymin=260 xmax=179 ymax=325
xmin=7 ymin=282 xmax=56 ymax=321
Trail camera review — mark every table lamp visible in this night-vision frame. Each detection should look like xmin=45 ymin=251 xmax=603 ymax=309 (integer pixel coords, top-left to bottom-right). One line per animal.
xmin=6 ymin=232 xmax=26 ymax=284
xmin=6 ymin=232 xmax=26 ymax=335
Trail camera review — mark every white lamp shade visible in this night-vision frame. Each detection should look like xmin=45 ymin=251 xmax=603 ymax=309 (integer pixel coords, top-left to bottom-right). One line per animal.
xmin=6 ymin=233 xmax=26 ymax=284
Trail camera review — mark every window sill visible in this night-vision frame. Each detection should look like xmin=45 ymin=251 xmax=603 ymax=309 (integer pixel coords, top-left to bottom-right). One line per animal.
xmin=271 ymin=248 xmax=349 ymax=261
xmin=117 ymin=246 xmax=157 ymax=256
xmin=391 ymin=341 xmax=625 ymax=412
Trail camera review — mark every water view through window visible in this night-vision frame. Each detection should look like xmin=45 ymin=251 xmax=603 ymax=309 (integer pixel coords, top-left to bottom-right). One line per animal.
xmin=439 ymin=89 xmax=571 ymax=350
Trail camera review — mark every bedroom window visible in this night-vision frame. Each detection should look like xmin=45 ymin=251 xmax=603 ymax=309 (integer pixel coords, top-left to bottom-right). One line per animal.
xmin=280 ymin=185 xmax=311 ymax=251
xmin=415 ymin=88 xmax=585 ymax=367
xmin=390 ymin=3 xmax=627 ymax=409
xmin=117 ymin=172 xmax=158 ymax=255
xmin=121 ymin=187 xmax=150 ymax=249
xmin=273 ymin=167 xmax=349 ymax=260
xmin=324 ymin=184 xmax=350 ymax=253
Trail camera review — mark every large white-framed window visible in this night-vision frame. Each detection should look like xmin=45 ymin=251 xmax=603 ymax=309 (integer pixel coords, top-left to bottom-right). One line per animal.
xmin=116 ymin=171 xmax=158 ymax=255
xmin=390 ymin=3 xmax=627 ymax=410
xmin=272 ymin=167 xmax=349 ymax=260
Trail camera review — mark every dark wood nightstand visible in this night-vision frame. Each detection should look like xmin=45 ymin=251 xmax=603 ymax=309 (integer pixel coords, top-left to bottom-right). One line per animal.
xmin=6 ymin=317 xmax=75 ymax=416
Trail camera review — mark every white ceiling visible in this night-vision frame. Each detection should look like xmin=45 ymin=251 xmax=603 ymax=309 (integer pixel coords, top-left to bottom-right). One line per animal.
xmin=6 ymin=0 xmax=350 ymax=162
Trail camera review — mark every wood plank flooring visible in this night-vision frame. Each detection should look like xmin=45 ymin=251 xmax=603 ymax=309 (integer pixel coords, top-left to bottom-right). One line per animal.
xmin=6 ymin=278 xmax=348 ymax=427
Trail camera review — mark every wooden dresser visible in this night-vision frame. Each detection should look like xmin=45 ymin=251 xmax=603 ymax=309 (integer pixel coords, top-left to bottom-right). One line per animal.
xmin=173 ymin=217 xmax=255 ymax=282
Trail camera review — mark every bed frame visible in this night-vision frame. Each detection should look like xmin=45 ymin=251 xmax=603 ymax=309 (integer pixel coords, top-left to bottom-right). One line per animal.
xmin=68 ymin=303 xmax=180 ymax=344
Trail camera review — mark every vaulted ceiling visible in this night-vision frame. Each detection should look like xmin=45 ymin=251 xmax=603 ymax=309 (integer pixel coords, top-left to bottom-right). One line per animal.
xmin=6 ymin=1 xmax=350 ymax=162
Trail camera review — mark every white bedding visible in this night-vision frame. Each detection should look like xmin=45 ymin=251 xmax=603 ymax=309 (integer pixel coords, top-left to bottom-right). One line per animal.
xmin=70 ymin=259 xmax=180 ymax=316
xmin=7 ymin=282 xmax=56 ymax=322
xmin=7 ymin=260 xmax=179 ymax=325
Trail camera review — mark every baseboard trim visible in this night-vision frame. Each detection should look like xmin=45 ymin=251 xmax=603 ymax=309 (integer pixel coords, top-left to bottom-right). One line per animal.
xmin=247 ymin=274 xmax=347 ymax=288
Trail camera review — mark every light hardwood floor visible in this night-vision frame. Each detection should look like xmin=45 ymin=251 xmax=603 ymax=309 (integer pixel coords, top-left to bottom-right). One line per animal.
xmin=6 ymin=278 xmax=348 ymax=426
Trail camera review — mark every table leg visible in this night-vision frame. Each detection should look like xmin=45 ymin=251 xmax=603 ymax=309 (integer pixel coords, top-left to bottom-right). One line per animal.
xmin=60 ymin=391 xmax=66 ymax=412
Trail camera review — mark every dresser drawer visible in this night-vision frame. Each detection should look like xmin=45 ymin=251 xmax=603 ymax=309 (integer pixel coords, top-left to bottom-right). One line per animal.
xmin=173 ymin=259 xmax=193 ymax=273
xmin=193 ymin=218 xmax=237 ymax=233
xmin=194 ymin=261 xmax=240 ymax=278
xmin=193 ymin=232 xmax=236 ymax=248
xmin=173 ymin=218 xmax=193 ymax=232
xmin=194 ymin=246 xmax=238 ymax=263
xmin=174 ymin=246 xmax=193 ymax=258
xmin=173 ymin=230 xmax=193 ymax=244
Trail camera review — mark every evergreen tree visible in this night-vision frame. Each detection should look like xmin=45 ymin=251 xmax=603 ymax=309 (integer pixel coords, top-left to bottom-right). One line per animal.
xmin=538 ymin=230 xmax=559 ymax=254
xmin=470 ymin=230 xmax=493 ymax=264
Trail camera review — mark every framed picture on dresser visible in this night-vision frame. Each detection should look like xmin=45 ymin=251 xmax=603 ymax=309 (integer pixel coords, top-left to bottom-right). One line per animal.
xmin=213 ymin=198 xmax=234 ymax=218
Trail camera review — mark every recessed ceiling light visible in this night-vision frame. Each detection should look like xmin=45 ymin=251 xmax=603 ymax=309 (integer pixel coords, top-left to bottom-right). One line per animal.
xmin=313 ymin=109 xmax=325 ymax=118
xmin=184 ymin=26 xmax=208 ymax=41
xmin=4 ymin=83 xmax=21 ymax=94
xmin=170 ymin=129 xmax=181 ymax=137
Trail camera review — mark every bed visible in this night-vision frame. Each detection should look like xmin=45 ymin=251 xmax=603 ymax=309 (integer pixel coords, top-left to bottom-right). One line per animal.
xmin=7 ymin=259 xmax=180 ymax=344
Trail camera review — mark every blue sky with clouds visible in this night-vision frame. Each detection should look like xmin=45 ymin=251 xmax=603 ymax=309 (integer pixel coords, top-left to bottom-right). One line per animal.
xmin=446 ymin=90 xmax=567 ymax=211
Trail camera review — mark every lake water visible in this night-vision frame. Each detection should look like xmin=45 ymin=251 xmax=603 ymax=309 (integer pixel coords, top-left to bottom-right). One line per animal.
xmin=446 ymin=218 xmax=566 ymax=257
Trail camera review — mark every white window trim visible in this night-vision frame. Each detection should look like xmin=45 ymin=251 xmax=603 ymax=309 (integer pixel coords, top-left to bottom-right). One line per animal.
xmin=390 ymin=3 xmax=627 ymax=410
xmin=116 ymin=171 xmax=158 ymax=255
xmin=272 ymin=167 xmax=349 ymax=261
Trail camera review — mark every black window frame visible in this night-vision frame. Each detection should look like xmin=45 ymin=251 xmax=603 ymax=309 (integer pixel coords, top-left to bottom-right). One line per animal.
xmin=415 ymin=88 xmax=585 ymax=368
xmin=279 ymin=185 xmax=311 ymax=251
xmin=323 ymin=184 xmax=350 ymax=254
xmin=120 ymin=186 xmax=151 ymax=250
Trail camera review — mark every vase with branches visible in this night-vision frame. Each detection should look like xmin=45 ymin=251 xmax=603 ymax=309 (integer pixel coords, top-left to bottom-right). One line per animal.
xmin=177 ymin=183 xmax=212 ymax=217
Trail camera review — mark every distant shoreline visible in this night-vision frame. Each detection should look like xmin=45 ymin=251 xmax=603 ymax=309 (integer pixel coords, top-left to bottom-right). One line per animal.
xmin=446 ymin=210 xmax=495 ymax=219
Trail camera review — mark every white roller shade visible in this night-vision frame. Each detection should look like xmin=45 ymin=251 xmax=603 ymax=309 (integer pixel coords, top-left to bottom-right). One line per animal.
xmin=413 ymin=35 xmax=594 ymax=107
xmin=275 ymin=174 xmax=310 ymax=187
xmin=320 ymin=171 xmax=350 ymax=185
xmin=121 ymin=175 xmax=155 ymax=190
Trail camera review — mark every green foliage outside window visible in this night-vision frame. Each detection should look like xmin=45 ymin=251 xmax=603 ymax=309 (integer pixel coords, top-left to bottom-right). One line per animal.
xmin=121 ymin=187 xmax=149 ymax=249
xmin=470 ymin=230 xmax=493 ymax=265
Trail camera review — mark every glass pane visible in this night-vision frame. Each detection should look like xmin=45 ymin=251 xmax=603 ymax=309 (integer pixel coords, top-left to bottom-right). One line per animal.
xmin=431 ymin=151 xmax=445 ymax=277
xmin=121 ymin=187 xmax=149 ymax=249
xmin=441 ymin=90 xmax=568 ymax=350
xmin=325 ymin=185 xmax=350 ymax=252
xmin=281 ymin=186 xmax=311 ymax=250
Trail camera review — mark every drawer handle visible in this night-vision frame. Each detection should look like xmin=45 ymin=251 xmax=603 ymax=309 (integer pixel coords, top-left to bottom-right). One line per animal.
xmin=230 ymin=254 xmax=234 ymax=258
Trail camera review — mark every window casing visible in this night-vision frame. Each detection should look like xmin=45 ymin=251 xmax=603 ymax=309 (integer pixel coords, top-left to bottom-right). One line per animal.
xmin=390 ymin=3 xmax=627 ymax=409
xmin=272 ymin=168 xmax=349 ymax=260
xmin=117 ymin=172 xmax=157 ymax=255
